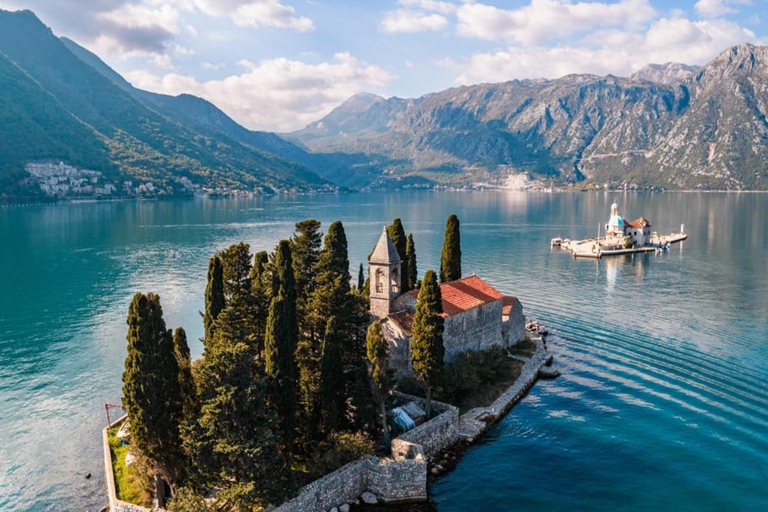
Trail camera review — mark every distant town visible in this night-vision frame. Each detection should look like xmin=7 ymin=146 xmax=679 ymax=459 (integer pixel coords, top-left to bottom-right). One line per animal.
xmin=23 ymin=161 xmax=326 ymax=200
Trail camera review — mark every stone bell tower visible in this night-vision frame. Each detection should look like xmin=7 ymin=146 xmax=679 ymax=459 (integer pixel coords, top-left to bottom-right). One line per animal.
xmin=369 ymin=227 xmax=401 ymax=318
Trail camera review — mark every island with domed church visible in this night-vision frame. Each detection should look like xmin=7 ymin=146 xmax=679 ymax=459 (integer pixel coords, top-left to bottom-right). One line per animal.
xmin=552 ymin=202 xmax=688 ymax=258
xmin=102 ymin=214 xmax=549 ymax=512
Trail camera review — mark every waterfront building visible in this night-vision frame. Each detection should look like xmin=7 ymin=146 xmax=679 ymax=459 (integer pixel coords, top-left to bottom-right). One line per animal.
xmin=605 ymin=203 xmax=653 ymax=248
xmin=369 ymin=228 xmax=526 ymax=378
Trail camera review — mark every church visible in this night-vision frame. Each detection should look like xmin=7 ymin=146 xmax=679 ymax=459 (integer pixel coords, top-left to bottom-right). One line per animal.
xmin=368 ymin=228 xmax=526 ymax=378
xmin=605 ymin=203 xmax=653 ymax=248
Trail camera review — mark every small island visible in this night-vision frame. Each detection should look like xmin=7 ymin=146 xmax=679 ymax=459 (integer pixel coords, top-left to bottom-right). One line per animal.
xmin=552 ymin=202 xmax=688 ymax=258
xmin=103 ymin=215 xmax=553 ymax=512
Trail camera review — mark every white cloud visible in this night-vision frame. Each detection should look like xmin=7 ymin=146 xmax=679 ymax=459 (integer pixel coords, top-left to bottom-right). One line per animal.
xmin=193 ymin=0 xmax=314 ymax=31
xmin=397 ymin=0 xmax=458 ymax=15
xmin=694 ymin=0 xmax=750 ymax=18
xmin=125 ymin=52 xmax=394 ymax=131
xmin=455 ymin=0 xmax=657 ymax=44
xmin=381 ymin=9 xmax=448 ymax=33
xmin=443 ymin=17 xmax=762 ymax=84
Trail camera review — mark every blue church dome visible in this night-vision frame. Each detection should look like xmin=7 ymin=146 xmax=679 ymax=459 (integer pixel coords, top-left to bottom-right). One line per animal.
xmin=609 ymin=215 xmax=624 ymax=227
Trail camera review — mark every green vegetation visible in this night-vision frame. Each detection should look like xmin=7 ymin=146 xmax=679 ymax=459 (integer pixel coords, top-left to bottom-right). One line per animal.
xmin=367 ymin=320 xmax=393 ymax=447
xmin=440 ymin=214 xmax=462 ymax=283
xmin=410 ymin=269 xmax=445 ymax=418
xmin=405 ymin=233 xmax=418 ymax=292
xmin=122 ymin=293 xmax=185 ymax=490
xmin=120 ymin=219 xmax=383 ymax=510
xmin=399 ymin=347 xmax=523 ymax=414
xmin=509 ymin=336 xmax=536 ymax=359
xmin=108 ymin=422 xmax=153 ymax=507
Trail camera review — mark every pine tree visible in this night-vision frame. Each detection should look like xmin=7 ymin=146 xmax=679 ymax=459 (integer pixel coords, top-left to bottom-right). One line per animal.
xmin=440 ymin=214 xmax=462 ymax=283
xmin=366 ymin=320 xmax=392 ymax=447
xmin=264 ymin=241 xmax=298 ymax=449
xmin=203 ymin=256 xmax=225 ymax=349
xmin=410 ymin=270 xmax=445 ymax=417
xmin=405 ymin=233 xmax=417 ymax=292
xmin=358 ymin=263 xmax=365 ymax=292
xmin=173 ymin=327 xmax=197 ymax=421
xmin=218 ymin=242 xmax=252 ymax=300
xmin=319 ymin=317 xmax=346 ymax=434
xmin=188 ymin=341 xmax=294 ymax=508
xmin=122 ymin=293 xmax=184 ymax=486
xmin=212 ymin=289 xmax=262 ymax=353
xmin=290 ymin=219 xmax=323 ymax=304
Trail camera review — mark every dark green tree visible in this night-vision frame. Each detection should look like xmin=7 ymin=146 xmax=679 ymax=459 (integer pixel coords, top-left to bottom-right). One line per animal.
xmin=212 ymin=289 xmax=262 ymax=354
xmin=203 ymin=256 xmax=225 ymax=349
xmin=318 ymin=317 xmax=346 ymax=434
xmin=219 ymin=242 xmax=252 ymax=299
xmin=366 ymin=320 xmax=392 ymax=447
xmin=122 ymin=293 xmax=184 ymax=488
xmin=388 ymin=218 xmax=408 ymax=286
xmin=250 ymin=251 xmax=271 ymax=357
xmin=264 ymin=241 xmax=298 ymax=449
xmin=358 ymin=263 xmax=365 ymax=292
xmin=440 ymin=214 xmax=462 ymax=283
xmin=405 ymin=233 xmax=418 ymax=292
xmin=187 ymin=341 xmax=294 ymax=508
xmin=410 ymin=270 xmax=445 ymax=417
xmin=290 ymin=219 xmax=323 ymax=305
xmin=173 ymin=327 xmax=197 ymax=421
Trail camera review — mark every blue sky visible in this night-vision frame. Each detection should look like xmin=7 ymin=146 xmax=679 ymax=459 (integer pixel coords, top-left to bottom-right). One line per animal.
xmin=0 ymin=0 xmax=765 ymax=131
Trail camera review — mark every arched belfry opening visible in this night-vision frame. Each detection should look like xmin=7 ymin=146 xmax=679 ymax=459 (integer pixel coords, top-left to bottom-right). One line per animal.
xmin=369 ymin=227 xmax=401 ymax=318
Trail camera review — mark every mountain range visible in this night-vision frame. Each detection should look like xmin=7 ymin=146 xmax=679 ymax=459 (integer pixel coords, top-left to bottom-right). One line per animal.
xmin=291 ymin=45 xmax=768 ymax=191
xmin=0 ymin=9 xmax=767 ymax=201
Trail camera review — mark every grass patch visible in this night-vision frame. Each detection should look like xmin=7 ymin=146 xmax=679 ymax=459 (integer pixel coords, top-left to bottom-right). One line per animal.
xmin=397 ymin=347 xmax=524 ymax=414
xmin=108 ymin=421 xmax=153 ymax=506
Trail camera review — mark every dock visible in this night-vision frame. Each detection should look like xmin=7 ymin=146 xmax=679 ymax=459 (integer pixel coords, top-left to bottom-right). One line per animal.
xmin=559 ymin=232 xmax=687 ymax=259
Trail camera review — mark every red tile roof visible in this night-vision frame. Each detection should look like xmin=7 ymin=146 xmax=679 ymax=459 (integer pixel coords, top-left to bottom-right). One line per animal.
xmin=388 ymin=310 xmax=414 ymax=336
xmin=502 ymin=296 xmax=518 ymax=316
xmin=627 ymin=217 xmax=651 ymax=229
xmin=405 ymin=275 xmax=504 ymax=317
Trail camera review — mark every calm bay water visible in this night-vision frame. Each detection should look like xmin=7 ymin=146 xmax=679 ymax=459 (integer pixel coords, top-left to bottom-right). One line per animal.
xmin=1 ymin=191 xmax=767 ymax=512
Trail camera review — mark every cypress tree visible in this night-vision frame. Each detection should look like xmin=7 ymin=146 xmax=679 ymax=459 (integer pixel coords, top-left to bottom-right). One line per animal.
xmin=388 ymin=218 xmax=408 ymax=286
xmin=203 ymin=256 xmax=225 ymax=349
xmin=440 ymin=214 xmax=462 ymax=283
xmin=264 ymin=241 xmax=298 ymax=449
xmin=319 ymin=317 xmax=346 ymax=434
xmin=188 ymin=341 xmax=294 ymax=508
xmin=218 ymin=242 xmax=252 ymax=300
xmin=358 ymin=263 xmax=365 ymax=292
xmin=173 ymin=327 xmax=197 ymax=421
xmin=290 ymin=219 xmax=323 ymax=303
xmin=405 ymin=233 xmax=417 ymax=292
xmin=212 ymin=289 xmax=262 ymax=353
xmin=122 ymin=293 xmax=184 ymax=486
xmin=250 ymin=251 xmax=270 ymax=357
xmin=410 ymin=270 xmax=445 ymax=417
xmin=366 ymin=320 xmax=392 ymax=447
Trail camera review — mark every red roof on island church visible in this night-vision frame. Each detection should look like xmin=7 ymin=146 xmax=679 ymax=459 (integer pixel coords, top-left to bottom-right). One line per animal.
xmin=627 ymin=217 xmax=652 ymax=229
xmin=405 ymin=275 xmax=505 ymax=316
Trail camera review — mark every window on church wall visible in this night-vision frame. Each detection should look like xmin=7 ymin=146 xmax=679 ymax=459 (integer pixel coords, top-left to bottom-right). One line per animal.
xmin=375 ymin=268 xmax=384 ymax=294
xmin=391 ymin=268 xmax=399 ymax=293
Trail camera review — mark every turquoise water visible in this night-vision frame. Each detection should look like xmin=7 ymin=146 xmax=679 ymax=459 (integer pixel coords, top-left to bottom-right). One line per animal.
xmin=1 ymin=192 xmax=766 ymax=512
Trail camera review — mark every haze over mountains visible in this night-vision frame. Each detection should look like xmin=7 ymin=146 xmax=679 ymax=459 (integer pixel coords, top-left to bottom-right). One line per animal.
xmin=1 ymin=9 xmax=767 ymax=201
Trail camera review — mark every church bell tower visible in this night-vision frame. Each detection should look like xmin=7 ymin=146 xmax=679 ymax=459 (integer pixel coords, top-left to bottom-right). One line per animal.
xmin=369 ymin=227 xmax=401 ymax=318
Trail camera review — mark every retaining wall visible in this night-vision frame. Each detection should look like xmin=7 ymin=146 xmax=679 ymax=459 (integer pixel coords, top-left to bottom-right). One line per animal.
xmin=392 ymin=393 xmax=460 ymax=458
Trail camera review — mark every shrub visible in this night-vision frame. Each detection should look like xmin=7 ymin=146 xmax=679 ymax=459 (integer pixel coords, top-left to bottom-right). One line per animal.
xmin=306 ymin=431 xmax=375 ymax=480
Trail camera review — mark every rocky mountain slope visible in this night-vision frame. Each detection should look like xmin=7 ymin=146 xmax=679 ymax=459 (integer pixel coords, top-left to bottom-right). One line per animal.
xmin=292 ymin=45 xmax=768 ymax=190
xmin=0 ymin=9 xmax=329 ymax=202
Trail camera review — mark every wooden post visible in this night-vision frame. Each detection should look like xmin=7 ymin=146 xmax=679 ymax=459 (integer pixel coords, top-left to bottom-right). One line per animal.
xmin=105 ymin=402 xmax=111 ymax=428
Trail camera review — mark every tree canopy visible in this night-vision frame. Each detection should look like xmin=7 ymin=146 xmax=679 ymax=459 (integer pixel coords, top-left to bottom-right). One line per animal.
xmin=410 ymin=270 xmax=445 ymax=417
xmin=440 ymin=214 xmax=461 ymax=283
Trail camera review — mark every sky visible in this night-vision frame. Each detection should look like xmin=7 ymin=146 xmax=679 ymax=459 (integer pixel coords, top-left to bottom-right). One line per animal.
xmin=0 ymin=0 xmax=765 ymax=132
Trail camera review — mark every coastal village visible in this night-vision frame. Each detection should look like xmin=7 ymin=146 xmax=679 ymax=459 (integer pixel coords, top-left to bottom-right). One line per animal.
xmin=103 ymin=215 xmax=557 ymax=512
xmin=552 ymin=202 xmax=688 ymax=258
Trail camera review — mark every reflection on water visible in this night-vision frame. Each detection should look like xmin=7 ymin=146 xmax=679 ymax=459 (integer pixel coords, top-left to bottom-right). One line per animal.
xmin=1 ymin=191 xmax=767 ymax=512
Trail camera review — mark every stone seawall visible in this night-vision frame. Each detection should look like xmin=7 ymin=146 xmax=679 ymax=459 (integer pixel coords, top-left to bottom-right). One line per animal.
xmin=458 ymin=337 xmax=549 ymax=442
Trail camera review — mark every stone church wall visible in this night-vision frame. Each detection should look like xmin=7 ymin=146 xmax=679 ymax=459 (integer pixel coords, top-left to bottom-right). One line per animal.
xmin=443 ymin=300 xmax=504 ymax=360
xmin=503 ymin=299 xmax=526 ymax=346
xmin=381 ymin=317 xmax=412 ymax=379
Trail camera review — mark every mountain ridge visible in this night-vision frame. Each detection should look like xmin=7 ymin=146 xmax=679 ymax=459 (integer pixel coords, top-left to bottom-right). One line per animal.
xmin=292 ymin=44 xmax=768 ymax=190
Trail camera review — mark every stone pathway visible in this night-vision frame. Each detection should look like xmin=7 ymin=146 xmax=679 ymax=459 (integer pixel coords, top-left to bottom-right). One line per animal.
xmin=457 ymin=336 xmax=550 ymax=442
